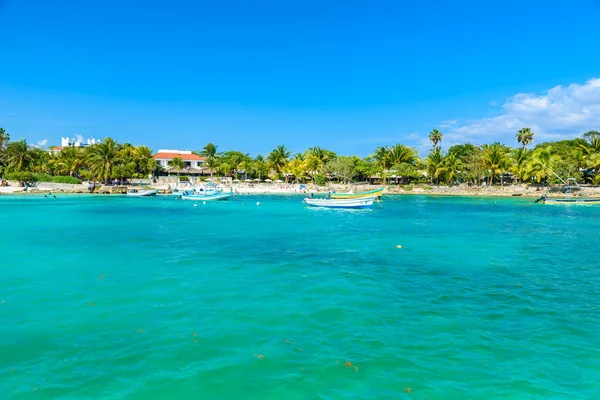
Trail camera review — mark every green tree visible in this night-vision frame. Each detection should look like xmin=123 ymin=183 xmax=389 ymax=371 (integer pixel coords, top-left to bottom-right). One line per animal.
xmin=253 ymin=155 xmax=269 ymax=180
xmin=87 ymin=138 xmax=120 ymax=183
xmin=267 ymin=145 xmax=291 ymax=178
xmin=373 ymin=146 xmax=391 ymax=184
xmin=324 ymin=156 xmax=360 ymax=183
xmin=168 ymin=156 xmax=187 ymax=181
xmin=429 ymin=128 xmax=443 ymax=149
xmin=527 ymin=146 xmax=561 ymax=184
xmin=199 ymin=143 xmax=219 ymax=177
xmin=6 ymin=139 xmax=33 ymax=172
xmin=481 ymin=143 xmax=510 ymax=185
xmin=426 ymin=147 xmax=445 ymax=184
xmin=286 ymin=158 xmax=308 ymax=183
xmin=516 ymin=127 xmax=534 ymax=148
xmin=389 ymin=144 xmax=417 ymax=165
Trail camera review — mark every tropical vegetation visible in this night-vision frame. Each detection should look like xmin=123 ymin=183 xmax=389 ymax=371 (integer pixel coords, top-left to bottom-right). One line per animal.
xmin=1 ymin=125 xmax=600 ymax=187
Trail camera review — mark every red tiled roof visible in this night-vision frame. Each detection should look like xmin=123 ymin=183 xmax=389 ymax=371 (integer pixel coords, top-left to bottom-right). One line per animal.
xmin=152 ymin=152 xmax=205 ymax=161
xmin=50 ymin=146 xmax=65 ymax=151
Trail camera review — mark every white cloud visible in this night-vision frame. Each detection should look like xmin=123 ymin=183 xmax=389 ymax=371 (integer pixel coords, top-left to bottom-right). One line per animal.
xmin=446 ymin=78 xmax=600 ymax=147
xmin=439 ymin=120 xmax=458 ymax=128
xmin=32 ymin=139 xmax=48 ymax=149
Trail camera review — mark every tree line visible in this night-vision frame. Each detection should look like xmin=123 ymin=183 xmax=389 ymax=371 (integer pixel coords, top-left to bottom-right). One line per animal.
xmin=1 ymin=126 xmax=599 ymax=185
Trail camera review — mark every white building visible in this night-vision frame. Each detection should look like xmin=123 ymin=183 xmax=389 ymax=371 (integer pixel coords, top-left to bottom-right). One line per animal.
xmin=152 ymin=150 xmax=207 ymax=173
xmin=48 ymin=136 xmax=99 ymax=154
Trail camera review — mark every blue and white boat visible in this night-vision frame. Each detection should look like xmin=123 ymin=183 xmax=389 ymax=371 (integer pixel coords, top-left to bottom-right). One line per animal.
xmin=304 ymin=195 xmax=377 ymax=209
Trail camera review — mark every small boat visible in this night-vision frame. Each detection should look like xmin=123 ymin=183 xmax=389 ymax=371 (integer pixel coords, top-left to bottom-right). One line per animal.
xmin=534 ymin=179 xmax=600 ymax=205
xmin=541 ymin=197 xmax=600 ymax=205
xmin=180 ymin=192 xmax=233 ymax=201
xmin=304 ymin=196 xmax=377 ymax=209
xmin=126 ymin=189 xmax=157 ymax=197
xmin=330 ymin=188 xmax=384 ymax=199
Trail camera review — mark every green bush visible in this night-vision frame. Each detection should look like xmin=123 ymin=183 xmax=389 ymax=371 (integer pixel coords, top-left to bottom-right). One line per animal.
xmin=4 ymin=171 xmax=36 ymax=182
xmin=422 ymin=185 xmax=433 ymax=191
xmin=50 ymin=176 xmax=80 ymax=184
xmin=313 ymin=174 xmax=326 ymax=186
xmin=403 ymin=185 xmax=413 ymax=191
xmin=179 ymin=176 xmax=189 ymax=182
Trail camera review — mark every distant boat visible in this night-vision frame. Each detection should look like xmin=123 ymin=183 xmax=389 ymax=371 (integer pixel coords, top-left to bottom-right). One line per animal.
xmin=180 ymin=192 xmax=233 ymax=201
xmin=126 ymin=189 xmax=157 ymax=197
xmin=304 ymin=195 xmax=377 ymax=209
xmin=541 ymin=197 xmax=600 ymax=205
xmin=534 ymin=178 xmax=600 ymax=205
xmin=330 ymin=188 xmax=384 ymax=199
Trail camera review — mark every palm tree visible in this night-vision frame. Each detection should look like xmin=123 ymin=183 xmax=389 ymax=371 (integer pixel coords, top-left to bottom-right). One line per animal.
xmin=442 ymin=153 xmax=461 ymax=184
xmin=373 ymin=146 xmax=391 ymax=183
xmin=516 ymin=128 xmax=534 ymax=148
xmin=481 ymin=143 xmax=510 ymax=185
xmin=527 ymin=147 xmax=560 ymax=185
xmin=286 ymin=158 xmax=308 ymax=183
xmin=87 ymin=138 xmax=120 ymax=183
xmin=253 ymin=155 xmax=269 ymax=180
xmin=168 ymin=156 xmax=187 ymax=181
xmin=200 ymin=143 xmax=219 ymax=177
xmin=511 ymin=147 xmax=531 ymax=183
xmin=267 ymin=145 xmax=291 ymax=177
xmin=426 ymin=147 xmax=445 ymax=184
xmin=306 ymin=146 xmax=336 ymax=172
xmin=389 ymin=144 xmax=417 ymax=165
xmin=6 ymin=140 xmax=33 ymax=171
xmin=429 ymin=129 xmax=443 ymax=149
xmin=134 ymin=146 xmax=153 ymax=177
xmin=201 ymin=143 xmax=218 ymax=159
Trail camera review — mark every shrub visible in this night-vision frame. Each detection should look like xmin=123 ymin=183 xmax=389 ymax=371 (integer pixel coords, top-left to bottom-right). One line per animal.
xmin=179 ymin=176 xmax=189 ymax=182
xmin=313 ymin=174 xmax=326 ymax=185
xmin=4 ymin=171 xmax=36 ymax=182
xmin=51 ymin=176 xmax=81 ymax=184
xmin=423 ymin=185 xmax=433 ymax=191
xmin=403 ymin=185 xmax=413 ymax=191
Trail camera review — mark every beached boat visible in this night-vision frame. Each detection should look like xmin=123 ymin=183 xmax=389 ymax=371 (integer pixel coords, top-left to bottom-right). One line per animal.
xmin=330 ymin=188 xmax=384 ymax=199
xmin=304 ymin=196 xmax=377 ymax=209
xmin=180 ymin=192 xmax=233 ymax=201
xmin=126 ymin=189 xmax=157 ymax=197
xmin=534 ymin=179 xmax=600 ymax=205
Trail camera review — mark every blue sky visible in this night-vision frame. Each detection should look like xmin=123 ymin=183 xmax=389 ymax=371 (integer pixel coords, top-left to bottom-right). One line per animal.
xmin=1 ymin=0 xmax=600 ymax=156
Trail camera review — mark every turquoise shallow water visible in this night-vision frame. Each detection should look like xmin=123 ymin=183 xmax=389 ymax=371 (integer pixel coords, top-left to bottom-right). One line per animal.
xmin=1 ymin=194 xmax=599 ymax=399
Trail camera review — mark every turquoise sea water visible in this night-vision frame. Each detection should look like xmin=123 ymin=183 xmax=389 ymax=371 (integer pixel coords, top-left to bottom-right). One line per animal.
xmin=1 ymin=194 xmax=599 ymax=399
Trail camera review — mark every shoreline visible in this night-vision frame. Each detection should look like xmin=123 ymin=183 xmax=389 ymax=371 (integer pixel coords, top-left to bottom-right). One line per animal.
xmin=2 ymin=181 xmax=600 ymax=199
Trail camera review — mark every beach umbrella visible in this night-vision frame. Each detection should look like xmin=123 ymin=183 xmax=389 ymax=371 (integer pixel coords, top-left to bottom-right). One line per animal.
xmin=275 ymin=179 xmax=283 ymax=183
xmin=265 ymin=178 xmax=272 ymax=182
xmin=233 ymin=179 xmax=241 ymax=182
xmin=244 ymin=179 xmax=252 ymax=182
xmin=253 ymin=178 xmax=261 ymax=182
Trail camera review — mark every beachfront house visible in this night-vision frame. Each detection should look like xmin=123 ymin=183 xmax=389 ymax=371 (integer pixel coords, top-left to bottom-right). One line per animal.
xmin=152 ymin=150 xmax=208 ymax=176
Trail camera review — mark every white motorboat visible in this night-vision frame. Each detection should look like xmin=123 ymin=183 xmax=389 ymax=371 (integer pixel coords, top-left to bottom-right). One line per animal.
xmin=179 ymin=192 xmax=233 ymax=201
xmin=126 ymin=189 xmax=158 ymax=197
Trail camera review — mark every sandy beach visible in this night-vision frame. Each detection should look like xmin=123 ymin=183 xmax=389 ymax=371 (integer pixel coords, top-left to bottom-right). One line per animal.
xmin=2 ymin=180 xmax=600 ymax=199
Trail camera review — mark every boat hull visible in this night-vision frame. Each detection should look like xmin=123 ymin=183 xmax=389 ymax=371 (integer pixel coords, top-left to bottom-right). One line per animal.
xmin=304 ymin=196 xmax=376 ymax=209
xmin=544 ymin=198 xmax=600 ymax=204
xmin=126 ymin=190 xmax=157 ymax=197
xmin=180 ymin=192 xmax=233 ymax=201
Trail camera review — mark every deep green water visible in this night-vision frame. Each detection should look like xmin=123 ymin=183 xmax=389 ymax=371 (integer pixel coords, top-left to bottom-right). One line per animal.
xmin=1 ymin=194 xmax=599 ymax=399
